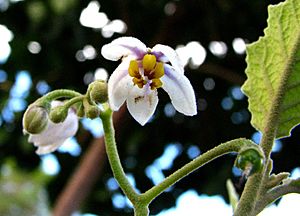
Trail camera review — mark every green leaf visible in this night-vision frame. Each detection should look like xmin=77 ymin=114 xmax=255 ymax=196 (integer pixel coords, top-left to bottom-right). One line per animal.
xmin=242 ymin=0 xmax=300 ymax=138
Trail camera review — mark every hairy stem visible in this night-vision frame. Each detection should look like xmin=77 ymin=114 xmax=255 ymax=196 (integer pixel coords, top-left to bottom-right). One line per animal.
xmin=62 ymin=95 xmax=84 ymax=108
xmin=100 ymin=108 xmax=139 ymax=204
xmin=141 ymin=138 xmax=255 ymax=203
xmin=254 ymin=180 xmax=300 ymax=215
xmin=36 ymin=89 xmax=82 ymax=106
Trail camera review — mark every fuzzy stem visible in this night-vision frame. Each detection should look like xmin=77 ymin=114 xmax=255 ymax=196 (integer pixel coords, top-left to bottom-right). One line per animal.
xmin=134 ymin=202 xmax=149 ymax=216
xmin=141 ymin=138 xmax=255 ymax=203
xmin=62 ymin=96 xmax=85 ymax=108
xmin=35 ymin=89 xmax=82 ymax=107
xmin=254 ymin=180 xmax=300 ymax=215
xmin=100 ymin=108 xmax=139 ymax=204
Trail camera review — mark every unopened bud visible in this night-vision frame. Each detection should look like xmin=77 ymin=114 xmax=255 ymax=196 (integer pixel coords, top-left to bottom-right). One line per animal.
xmin=89 ymin=80 xmax=108 ymax=104
xmin=86 ymin=105 xmax=100 ymax=119
xmin=235 ymin=148 xmax=264 ymax=176
xmin=23 ymin=105 xmax=48 ymax=134
xmin=49 ymin=106 xmax=68 ymax=123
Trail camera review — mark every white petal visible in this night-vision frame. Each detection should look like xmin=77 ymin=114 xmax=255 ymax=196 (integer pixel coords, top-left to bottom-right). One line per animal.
xmin=101 ymin=37 xmax=147 ymax=61
xmin=36 ymin=140 xmax=64 ymax=155
xmin=152 ymin=44 xmax=184 ymax=74
xmin=126 ymin=87 xmax=159 ymax=125
xmin=161 ymin=65 xmax=197 ymax=116
xmin=108 ymin=59 xmax=133 ymax=110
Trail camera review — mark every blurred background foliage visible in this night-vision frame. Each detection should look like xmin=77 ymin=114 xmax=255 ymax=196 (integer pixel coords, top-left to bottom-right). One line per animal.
xmin=1 ymin=0 xmax=300 ymax=215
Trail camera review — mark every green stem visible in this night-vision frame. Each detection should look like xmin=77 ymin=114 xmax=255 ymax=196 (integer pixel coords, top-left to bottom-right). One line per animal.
xmin=134 ymin=201 xmax=149 ymax=216
xmin=254 ymin=180 xmax=300 ymax=215
xmin=36 ymin=89 xmax=82 ymax=106
xmin=100 ymin=108 xmax=139 ymax=204
xmin=141 ymin=138 xmax=254 ymax=203
xmin=62 ymin=96 xmax=85 ymax=108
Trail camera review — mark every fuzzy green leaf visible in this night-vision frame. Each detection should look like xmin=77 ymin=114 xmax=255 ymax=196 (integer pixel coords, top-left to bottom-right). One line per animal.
xmin=242 ymin=0 xmax=300 ymax=138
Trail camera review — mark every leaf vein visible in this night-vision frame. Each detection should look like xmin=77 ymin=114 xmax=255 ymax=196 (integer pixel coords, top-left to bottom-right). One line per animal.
xmin=291 ymin=0 xmax=300 ymax=28
xmin=278 ymin=5 xmax=289 ymax=58
xmin=285 ymin=80 xmax=300 ymax=91
xmin=281 ymin=100 xmax=300 ymax=112
xmin=279 ymin=116 xmax=300 ymax=125
xmin=261 ymin=40 xmax=275 ymax=97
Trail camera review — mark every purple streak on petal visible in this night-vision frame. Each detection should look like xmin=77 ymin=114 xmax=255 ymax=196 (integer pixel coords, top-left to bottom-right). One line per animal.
xmin=121 ymin=45 xmax=147 ymax=60
xmin=151 ymin=50 xmax=168 ymax=62
xmin=152 ymin=44 xmax=184 ymax=74
xmin=163 ymin=64 xmax=186 ymax=94
xmin=162 ymin=64 xmax=197 ymax=115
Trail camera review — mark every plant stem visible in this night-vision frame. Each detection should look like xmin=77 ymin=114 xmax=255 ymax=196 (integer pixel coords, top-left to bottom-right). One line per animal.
xmin=134 ymin=202 xmax=149 ymax=216
xmin=253 ymin=180 xmax=300 ymax=215
xmin=63 ymin=96 xmax=85 ymax=108
xmin=100 ymin=108 xmax=139 ymax=204
xmin=36 ymin=89 xmax=82 ymax=105
xmin=141 ymin=138 xmax=255 ymax=203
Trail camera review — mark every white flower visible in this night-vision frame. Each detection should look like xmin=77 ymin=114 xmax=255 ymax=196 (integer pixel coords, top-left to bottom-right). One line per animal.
xmin=101 ymin=37 xmax=197 ymax=125
xmin=25 ymin=101 xmax=79 ymax=155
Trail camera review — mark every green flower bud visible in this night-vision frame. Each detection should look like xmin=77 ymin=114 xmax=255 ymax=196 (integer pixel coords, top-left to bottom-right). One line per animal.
xmin=89 ymin=80 xmax=108 ymax=104
xmin=49 ymin=105 xmax=68 ymax=123
xmin=23 ymin=105 xmax=48 ymax=134
xmin=86 ymin=105 xmax=100 ymax=119
xmin=235 ymin=148 xmax=264 ymax=176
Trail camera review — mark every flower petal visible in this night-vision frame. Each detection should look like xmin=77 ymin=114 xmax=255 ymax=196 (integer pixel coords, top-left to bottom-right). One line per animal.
xmin=161 ymin=65 xmax=197 ymax=116
xmin=36 ymin=140 xmax=64 ymax=155
xmin=152 ymin=44 xmax=184 ymax=74
xmin=108 ymin=59 xmax=133 ymax=110
xmin=126 ymin=86 xmax=159 ymax=125
xmin=101 ymin=37 xmax=147 ymax=61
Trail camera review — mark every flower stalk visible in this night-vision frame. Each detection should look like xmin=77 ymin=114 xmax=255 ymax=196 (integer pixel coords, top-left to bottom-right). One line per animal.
xmin=99 ymin=106 xmax=263 ymax=215
xmin=141 ymin=138 xmax=261 ymax=204
xmin=100 ymin=107 xmax=139 ymax=204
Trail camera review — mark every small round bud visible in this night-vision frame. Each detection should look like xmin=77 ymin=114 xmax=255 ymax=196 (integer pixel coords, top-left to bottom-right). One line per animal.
xmin=235 ymin=148 xmax=264 ymax=176
xmin=23 ymin=105 xmax=48 ymax=134
xmin=49 ymin=106 xmax=68 ymax=123
xmin=86 ymin=105 xmax=100 ymax=119
xmin=89 ymin=80 xmax=108 ymax=104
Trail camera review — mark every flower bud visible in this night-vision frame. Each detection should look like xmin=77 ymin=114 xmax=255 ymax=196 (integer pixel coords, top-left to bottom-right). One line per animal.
xmin=49 ymin=105 xmax=68 ymax=123
xmin=235 ymin=148 xmax=264 ymax=176
xmin=23 ymin=105 xmax=48 ymax=134
xmin=89 ymin=80 xmax=108 ymax=104
xmin=86 ymin=105 xmax=100 ymax=119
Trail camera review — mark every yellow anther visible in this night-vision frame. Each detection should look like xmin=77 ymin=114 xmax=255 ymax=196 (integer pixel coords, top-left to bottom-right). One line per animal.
xmin=150 ymin=79 xmax=163 ymax=90
xmin=152 ymin=62 xmax=164 ymax=79
xmin=143 ymin=54 xmax=157 ymax=74
xmin=129 ymin=55 xmax=164 ymax=90
xmin=133 ymin=77 xmax=146 ymax=88
xmin=129 ymin=60 xmax=140 ymax=78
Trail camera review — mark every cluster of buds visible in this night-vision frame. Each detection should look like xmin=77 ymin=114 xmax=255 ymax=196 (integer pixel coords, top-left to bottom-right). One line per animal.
xmin=22 ymin=81 xmax=108 ymax=155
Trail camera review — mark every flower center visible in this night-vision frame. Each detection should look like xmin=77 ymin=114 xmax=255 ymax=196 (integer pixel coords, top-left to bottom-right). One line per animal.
xmin=128 ymin=54 xmax=164 ymax=90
